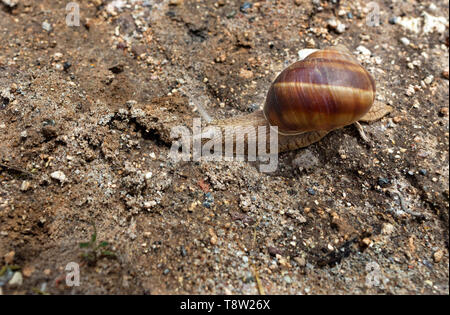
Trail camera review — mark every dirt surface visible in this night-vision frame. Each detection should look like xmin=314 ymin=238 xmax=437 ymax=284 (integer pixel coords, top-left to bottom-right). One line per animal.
xmin=0 ymin=0 xmax=448 ymax=295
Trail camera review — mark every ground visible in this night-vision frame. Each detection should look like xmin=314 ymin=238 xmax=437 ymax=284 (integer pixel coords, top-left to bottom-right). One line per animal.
xmin=0 ymin=0 xmax=448 ymax=295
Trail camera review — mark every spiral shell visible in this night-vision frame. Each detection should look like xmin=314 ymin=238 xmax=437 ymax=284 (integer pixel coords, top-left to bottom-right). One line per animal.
xmin=263 ymin=46 xmax=376 ymax=135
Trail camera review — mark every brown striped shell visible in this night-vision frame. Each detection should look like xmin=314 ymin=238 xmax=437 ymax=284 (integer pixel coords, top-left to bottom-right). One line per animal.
xmin=263 ymin=47 xmax=376 ymax=135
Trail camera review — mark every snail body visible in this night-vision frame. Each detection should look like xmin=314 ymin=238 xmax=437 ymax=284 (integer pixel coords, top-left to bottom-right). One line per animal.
xmin=211 ymin=45 xmax=392 ymax=152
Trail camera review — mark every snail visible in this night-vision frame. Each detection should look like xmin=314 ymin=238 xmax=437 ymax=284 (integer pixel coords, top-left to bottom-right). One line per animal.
xmin=207 ymin=45 xmax=392 ymax=153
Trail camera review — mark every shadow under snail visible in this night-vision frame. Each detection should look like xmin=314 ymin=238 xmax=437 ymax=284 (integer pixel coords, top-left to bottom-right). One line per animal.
xmin=207 ymin=45 xmax=392 ymax=152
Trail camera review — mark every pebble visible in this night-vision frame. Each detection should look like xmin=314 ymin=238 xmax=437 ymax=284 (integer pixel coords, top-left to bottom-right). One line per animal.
xmin=400 ymin=37 xmax=410 ymax=46
xmin=283 ymin=275 xmax=292 ymax=284
xmin=180 ymin=246 xmax=187 ymax=257
xmin=388 ymin=17 xmax=398 ymax=24
xmin=327 ymin=19 xmax=346 ymax=34
xmin=381 ymin=223 xmax=395 ymax=235
xmin=356 ymin=45 xmax=371 ymax=56
xmin=336 ymin=23 xmax=346 ymax=34
xmin=306 ymin=188 xmax=316 ymax=196
xmin=377 ymin=177 xmax=390 ymax=186
xmin=442 ymin=70 xmax=449 ymax=80
xmin=163 ymin=268 xmax=170 ymax=275
xmin=424 ymin=75 xmax=434 ymax=85
xmin=406 ymin=85 xmax=415 ymax=96
xmin=42 ymin=21 xmax=52 ymax=32
xmin=8 ymin=272 xmax=23 ymax=287
xmin=63 ymin=62 xmax=72 ymax=71
xmin=422 ymin=12 xmax=448 ymax=35
xmin=433 ymin=250 xmax=444 ymax=263
xmin=419 ymin=169 xmax=427 ymax=176
xmin=239 ymin=2 xmax=252 ymax=13
xmin=1 ymin=0 xmax=18 ymax=8
xmin=20 ymin=181 xmax=31 ymax=192
xmin=239 ymin=68 xmax=253 ymax=79
xmin=50 ymin=171 xmax=66 ymax=182
xmin=396 ymin=16 xmax=421 ymax=33
xmin=294 ymin=256 xmax=306 ymax=267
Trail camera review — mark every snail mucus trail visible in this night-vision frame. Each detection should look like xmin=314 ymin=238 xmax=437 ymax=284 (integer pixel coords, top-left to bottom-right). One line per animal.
xmin=191 ymin=45 xmax=392 ymax=157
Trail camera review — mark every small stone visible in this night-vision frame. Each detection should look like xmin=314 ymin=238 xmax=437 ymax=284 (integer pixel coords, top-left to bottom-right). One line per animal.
xmin=239 ymin=68 xmax=253 ymax=79
xmin=54 ymin=63 xmax=63 ymax=71
xmin=378 ymin=177 xmax=390 ymax=186
xmin=169 ymin=0 xmax=183 ymax=5
xmin=53 ymin=52 xmax=63 ymax=61
xmin=388 ymin=17 xmax=397 ymax=25
xmin=20 ymin=181 xmax=31 ymax=192
xmin=393 ymin=116 xmax=402 ymax=123
xmin=419 ymin=169 xmax=427 ymax=176
xmin=294 ymin=256 xmax=306 ymax=267
xmin=424 ymin=75 xmax=434 ymax=85
xmin=4 ymin=251 xmax=15 ymax=264
xmin=8 ymin=272 xmax=23 ymax=287
xmin=44 ymin=269 xmax=51 ymax=275
xmin=428 ymin=3 xmax=437 ymax=11
xmin=442 ymin=70 xmax=449 ymax=80
xmin=422 ymin=12 xmax=448 ymax=35
xmin=400 ymin=37 xmax=410 ymax=46
xmin=283 ymin=275 xmax=292 ymax=284
xmin=294 ymin=0 xmax=301 ymax=6
xmin=306 ymin=188 xmax=316 ymax=196
xmin=20 ymin=130 xmax=27 ymax=139
xmin=356 ymin=45 xmax=371 ymax=56
xmin=433 ymin=250 xmax=444 ymax=263
xmin=268 ymin=246 xmax=282 ymax=256
xmin=208 ymin=227 xmax=218 ymax=245
xmin=335 ymin=23 xmax=346 ymax=34
xmin=327 ymin=18 xmax=338 ymax=29
xmin=1 ymin=0 xmax=19 ymax=8
xmin=42 ymin=21 xmax=52 ymax=32
xmin=63 ymin=62 xmax=72 ymax=71
xmin=145 ymin=172 xmax=153 ymax=179
xmin=381 ymin=223 xmax=395 ymax=235
xmin=163 ymin=268 xmax=170 ymax=275
xmin=50 ymin=171 xmax=66 ymax=182
xmin=239 ymin=2 xmax=252 ymax=13
xmin=406 ymin=85 xmax=415 ymax=96
xmin=180 ymin=246 xmax=187 ymax=257
xmin=362 ymin=237 xmax=372 ymax=247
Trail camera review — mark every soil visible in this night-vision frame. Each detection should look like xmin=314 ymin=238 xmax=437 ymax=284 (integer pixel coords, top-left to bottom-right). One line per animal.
xmin=0 ymin=0 xmax=448 ymax=294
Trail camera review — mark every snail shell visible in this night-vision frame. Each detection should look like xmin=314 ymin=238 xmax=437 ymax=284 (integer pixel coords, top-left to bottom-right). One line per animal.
xmin=263 ymin=46 xmax=376 ymax=135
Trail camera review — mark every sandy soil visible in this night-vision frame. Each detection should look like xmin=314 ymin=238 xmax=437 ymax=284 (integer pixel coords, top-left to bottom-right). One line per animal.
xmin=0 ymin=0 xmax=448 ymax=294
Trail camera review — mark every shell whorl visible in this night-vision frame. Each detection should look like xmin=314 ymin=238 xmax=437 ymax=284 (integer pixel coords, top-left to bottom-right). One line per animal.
xmin=263 ymin=47 xmax=376 ymax=135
